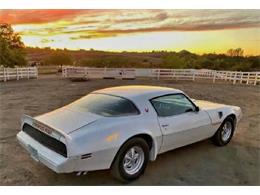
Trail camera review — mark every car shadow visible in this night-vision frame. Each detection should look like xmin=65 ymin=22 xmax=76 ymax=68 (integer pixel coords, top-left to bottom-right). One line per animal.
xmin=51 ymin=139 xmax=220 ymax=186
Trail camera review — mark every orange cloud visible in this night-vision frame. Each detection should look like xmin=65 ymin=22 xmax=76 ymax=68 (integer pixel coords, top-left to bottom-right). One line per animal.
xmin=0 ymin=10 xmax=94 ymax=24
xmin=1 ymin=9 xmax=259 ymax=54
xmin=1 ymin=10 xmax=259 ymax=31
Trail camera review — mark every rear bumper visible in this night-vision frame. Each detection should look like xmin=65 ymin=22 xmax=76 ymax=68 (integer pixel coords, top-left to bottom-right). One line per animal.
xmin=17 ymin=131 xmax=75 ymax=173
xmin=17 ymin=131 xmax=118 ymax=173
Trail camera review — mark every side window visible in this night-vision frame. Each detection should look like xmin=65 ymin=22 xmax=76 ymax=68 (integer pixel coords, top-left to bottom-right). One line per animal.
xmin=150 ymin=94 xmax=195 ymax=117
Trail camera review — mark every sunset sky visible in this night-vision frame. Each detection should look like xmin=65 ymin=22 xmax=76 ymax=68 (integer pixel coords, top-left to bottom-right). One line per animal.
xmin=0 ymin=9 xmax=260 ymax=55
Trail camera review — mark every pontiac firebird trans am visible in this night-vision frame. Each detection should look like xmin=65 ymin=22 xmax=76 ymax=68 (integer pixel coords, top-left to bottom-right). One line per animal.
xmin=17 ymin=85 xmax=242 ymax=181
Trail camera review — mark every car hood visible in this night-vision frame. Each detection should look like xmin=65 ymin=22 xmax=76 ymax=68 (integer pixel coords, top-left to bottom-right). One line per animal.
xmin=193 ymin=100 xmax=228 ymax=110
xmin=193 ymin=100 xmax=241 ymax=125
xmin=35 ymin=107 xmax=102 ymax=134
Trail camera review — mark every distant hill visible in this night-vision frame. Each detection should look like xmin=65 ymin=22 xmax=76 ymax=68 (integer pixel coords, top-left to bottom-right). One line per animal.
xmin=24 ymin=47 xmax=260 ymax=71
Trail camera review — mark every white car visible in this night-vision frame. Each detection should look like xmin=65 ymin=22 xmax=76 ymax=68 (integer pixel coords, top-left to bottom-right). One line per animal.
xmin=17 ymin=85 xmax=242 ymax=181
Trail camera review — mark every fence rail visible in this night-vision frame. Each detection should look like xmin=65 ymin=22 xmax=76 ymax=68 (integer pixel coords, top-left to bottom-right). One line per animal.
xmin=38 ymin=66 xmax=61 ymax=74
xmin=62 ymin=66 xmax=260 ymax=86
xmin=0 ymin=67 xmax=38 ymax=82
xmin=62 ymin=67 xmax=136 ymax=80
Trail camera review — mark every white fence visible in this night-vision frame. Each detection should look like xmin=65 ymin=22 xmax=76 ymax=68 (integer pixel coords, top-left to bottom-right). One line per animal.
xmin=62 ymin=67 xmax=135 ymax=80
xmin=62 ymin=66 xmax=260 ymax=86
xmin=213 ymin=71 xmax=260 ymax=85
xmin=0 ymin=67 xmax=38 ymax=82
xmin=38 ymin=66 xmax=60 ymax=74
xmin=1 ymin=66 xmax=258 ymax=85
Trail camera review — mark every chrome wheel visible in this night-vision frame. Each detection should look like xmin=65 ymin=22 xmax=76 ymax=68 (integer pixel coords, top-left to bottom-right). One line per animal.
xmin=123 ymin=146 xmax=144 ymax=175
xmin=221 ymin=121 xmax=232 ymax=142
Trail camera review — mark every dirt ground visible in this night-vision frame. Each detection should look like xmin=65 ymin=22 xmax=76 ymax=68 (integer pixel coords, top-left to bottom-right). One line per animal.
xmin=0 ymin=74 xmax=259 ymax=186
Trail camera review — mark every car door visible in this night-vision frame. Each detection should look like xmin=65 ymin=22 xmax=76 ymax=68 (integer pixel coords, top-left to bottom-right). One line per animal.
xmin=150 ymin=94 xmax=212 ymax=153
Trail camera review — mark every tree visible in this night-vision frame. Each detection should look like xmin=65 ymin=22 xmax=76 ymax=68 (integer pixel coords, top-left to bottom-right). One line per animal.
xmin=0 ymin=23 xmax=26 ymax=67
xmin=227 ymin=48 xmax=244 ymax=57
xmin=163 ymin=55 xmax=186 ymax=69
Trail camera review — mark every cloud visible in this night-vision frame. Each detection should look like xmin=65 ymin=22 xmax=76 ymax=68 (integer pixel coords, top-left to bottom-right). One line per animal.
xmin=154 ymin=12 xmax=168 ymax=21
xmin=41 ymin=38 xmax=54 ymax=43
xmin=0 ymin=10 xmax=87 ymax=24
xmin=70 ymin=33 xmax=117 ymax=39
xmin=1 ymin=9 xmax=260 ymax=40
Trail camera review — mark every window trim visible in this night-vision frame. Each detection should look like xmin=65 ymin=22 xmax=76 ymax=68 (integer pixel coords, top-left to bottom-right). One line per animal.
xmin=149 ymin=93 xmax=198 ymax=117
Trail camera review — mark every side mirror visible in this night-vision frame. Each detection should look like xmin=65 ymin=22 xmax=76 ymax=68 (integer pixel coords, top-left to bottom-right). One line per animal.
xmin=195 ymin=106 xmax=200 ymax=112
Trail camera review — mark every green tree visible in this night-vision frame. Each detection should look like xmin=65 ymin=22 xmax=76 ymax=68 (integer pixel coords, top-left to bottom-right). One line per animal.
xmin=0 ymin=23 xmax=26 ymax=67
xmin=162 ymin=55 xmax=186 ymax=69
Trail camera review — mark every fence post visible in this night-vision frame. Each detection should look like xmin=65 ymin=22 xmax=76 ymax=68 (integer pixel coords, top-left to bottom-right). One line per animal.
xmin=27 ymin=68 xmax=30 ymax=79
xmin=3 ymin=68 xmax=6 ymax=82
xmin=35 ymin=67 xmax=38 ymax=79
xmin=157 ymin=69 xmax=160 ymax=80
xmin=213 ymin=70 xmax=216 ymax=83
xmin=233 ymin=71 xmax=237 ymax=84
xmin=230 ymin=72 xmax=234 ymax=81
xmin=225 ymin=72 xmax=228 ymax=81
xmin=254 ymin=73 xmax=257 ymax=86
xmin=7 ymin=68 xmax=10 ymax=80
xmin=240 ymin=72 xmax=243 ymax=84
xmin=246 ymin=73 xmax=250 ymax=85
xmin=192 ymin=71 xmax=195 ymax=81
xmin=62 ymin=66 xmax=65 ymax=77
xmin=84 ymin=67 xmax=87 ymax=78
xmin=16 ymin=68 xmax=19 ymax=80
xmin=172 ymin=69 xmax=175 ymax=80
xmin=64 ymin=66 xmax=67 ymax=78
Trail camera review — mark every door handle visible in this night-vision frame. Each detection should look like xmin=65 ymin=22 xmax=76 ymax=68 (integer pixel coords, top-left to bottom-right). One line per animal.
xmin=161 ymin=124 xmax=169 ymax=127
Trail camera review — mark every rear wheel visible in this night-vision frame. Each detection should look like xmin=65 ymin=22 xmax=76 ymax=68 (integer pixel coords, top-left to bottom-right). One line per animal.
xmin=111 ymin=137 xmax=149 ymax=182
xmin=212 ymin=116 xmax=235 ymax=146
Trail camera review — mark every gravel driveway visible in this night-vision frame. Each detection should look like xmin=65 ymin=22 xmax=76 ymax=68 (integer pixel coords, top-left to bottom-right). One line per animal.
xmin=0 ymin=75 xmax=259 ymax=185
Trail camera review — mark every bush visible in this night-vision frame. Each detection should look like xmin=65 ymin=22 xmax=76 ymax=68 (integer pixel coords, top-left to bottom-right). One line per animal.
xmin=162 ymin=55 xmax=186 ymax=69
xmin=44 ymin=53 xmax=73 ymax=65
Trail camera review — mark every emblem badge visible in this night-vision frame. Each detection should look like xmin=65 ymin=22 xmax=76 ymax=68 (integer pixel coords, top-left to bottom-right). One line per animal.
xmin=32 ymin=120 xmax=53 ymax=135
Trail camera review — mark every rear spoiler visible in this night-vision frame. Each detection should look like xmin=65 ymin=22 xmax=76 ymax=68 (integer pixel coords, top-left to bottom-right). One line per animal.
xmin=20 ymin=114 xmax=68 ymax=140
xmin=21 ymin=114 xmax=34 ymax=129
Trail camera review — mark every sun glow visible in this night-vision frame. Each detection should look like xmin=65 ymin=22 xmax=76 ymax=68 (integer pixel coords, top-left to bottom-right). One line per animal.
xmin=2 ymin=9 xmax=260 ymax=55
xmin=18 ymin=28 xmax=260 ymax=55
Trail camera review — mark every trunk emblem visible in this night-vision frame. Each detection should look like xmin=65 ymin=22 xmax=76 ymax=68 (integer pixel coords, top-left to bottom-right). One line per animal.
xmin=32 ymin=120 xmax=53 ymax=135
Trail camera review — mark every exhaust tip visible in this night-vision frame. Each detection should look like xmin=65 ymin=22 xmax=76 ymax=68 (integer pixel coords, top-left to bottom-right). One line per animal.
xmin=76 ymin=171 xmax=88 ymax=176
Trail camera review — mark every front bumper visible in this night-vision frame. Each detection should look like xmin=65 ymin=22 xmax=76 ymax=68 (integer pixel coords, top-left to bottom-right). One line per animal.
xmin=17 ymin=131 xmax=75 ymax=173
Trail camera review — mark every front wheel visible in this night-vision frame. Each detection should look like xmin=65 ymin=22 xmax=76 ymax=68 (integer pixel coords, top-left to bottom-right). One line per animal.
xmin=111 ymin=137 xmax=149 ymax=182
xmin=212 ymin=116 xmax=235 ymax=146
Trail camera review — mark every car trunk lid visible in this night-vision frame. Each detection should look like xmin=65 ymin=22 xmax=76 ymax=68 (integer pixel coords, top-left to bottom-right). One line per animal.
xmin=35 ymin=107 xmax=102 ymax=134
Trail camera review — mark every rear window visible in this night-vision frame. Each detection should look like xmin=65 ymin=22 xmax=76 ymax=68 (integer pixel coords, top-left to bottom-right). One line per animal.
xmin=68 ymin=93 xmax=140 ymax=117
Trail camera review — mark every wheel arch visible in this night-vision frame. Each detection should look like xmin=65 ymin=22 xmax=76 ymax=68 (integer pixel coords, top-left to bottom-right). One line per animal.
xmin=226 ymin=113 xmax=237 ymax=127
xmin=215 ymin=113 xmax=237 ymax=134
xmin=110 ymin=133 xmax=157 ymax=169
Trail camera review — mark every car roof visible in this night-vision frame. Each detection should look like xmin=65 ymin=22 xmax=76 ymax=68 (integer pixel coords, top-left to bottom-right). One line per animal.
xmin=92 ymin=85 xmax=183 ymax=101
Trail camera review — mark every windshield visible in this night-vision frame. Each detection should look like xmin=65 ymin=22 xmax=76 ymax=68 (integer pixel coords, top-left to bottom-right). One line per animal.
xmin=68 ymin=93 xmax=140 ymax=117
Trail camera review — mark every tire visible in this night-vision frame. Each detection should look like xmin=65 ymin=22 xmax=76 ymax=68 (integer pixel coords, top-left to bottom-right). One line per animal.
xmin=111 ymin=137 xmax=149 ymax=182
xmin=212 ymin=116 xmax=235 ymax=146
